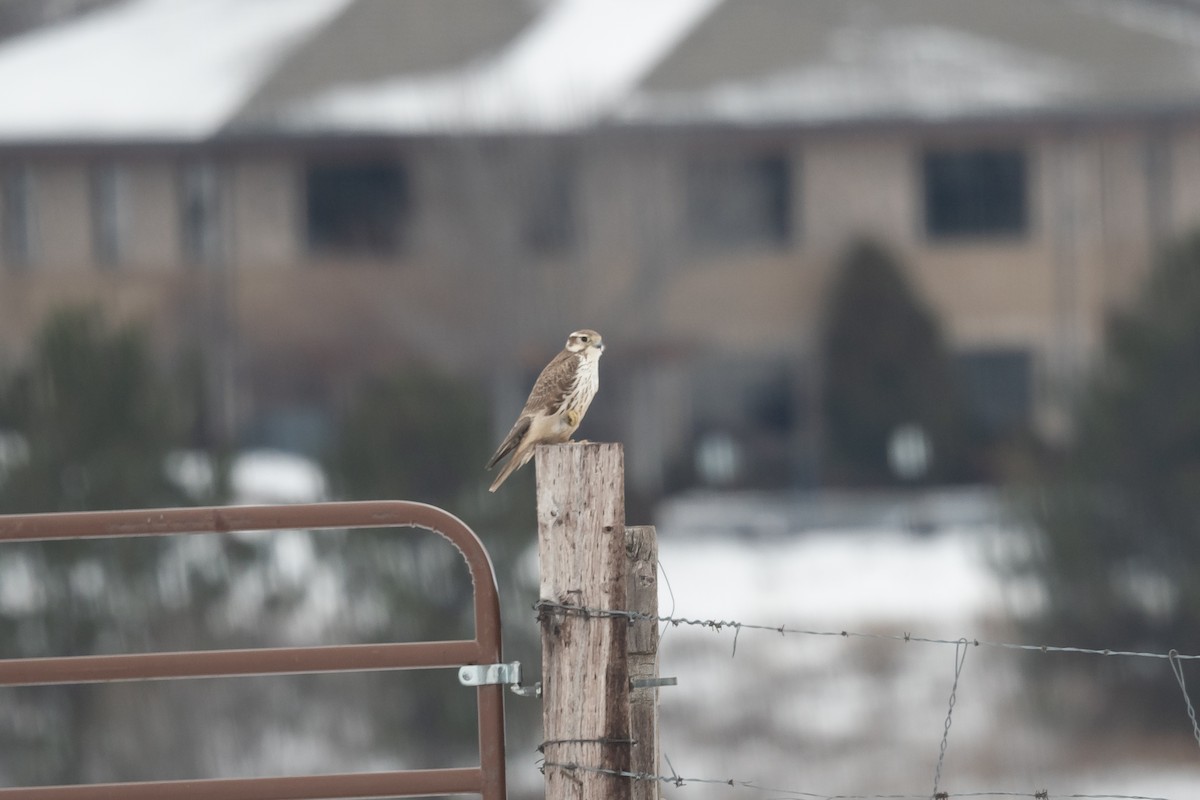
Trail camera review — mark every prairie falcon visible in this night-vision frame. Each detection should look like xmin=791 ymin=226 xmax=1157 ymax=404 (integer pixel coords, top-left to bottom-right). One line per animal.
xmin=486 ymin=329 xmax=605 ymax=492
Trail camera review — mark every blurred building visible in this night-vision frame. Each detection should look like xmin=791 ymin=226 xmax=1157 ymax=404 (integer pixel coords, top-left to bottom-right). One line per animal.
xmin=2 ymin=0 xmax=1200 ymax=493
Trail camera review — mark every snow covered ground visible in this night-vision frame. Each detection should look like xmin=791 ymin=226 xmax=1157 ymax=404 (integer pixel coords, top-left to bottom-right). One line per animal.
xmin=618 ymin=490 xmax=1200 ymax=800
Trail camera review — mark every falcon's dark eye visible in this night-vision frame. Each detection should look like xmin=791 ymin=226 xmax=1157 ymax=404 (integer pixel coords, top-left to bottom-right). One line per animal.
xmin=580 ymin=336 xmax=590 ymax=343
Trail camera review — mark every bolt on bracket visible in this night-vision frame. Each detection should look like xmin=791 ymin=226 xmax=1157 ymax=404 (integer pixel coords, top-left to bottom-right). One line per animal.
xmin=458 ymin=662 xmax=542 ymax=698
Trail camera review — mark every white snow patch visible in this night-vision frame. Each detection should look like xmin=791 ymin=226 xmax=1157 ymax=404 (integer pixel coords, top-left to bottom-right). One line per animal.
xmin=230 ymin=449 xmax=327 ymax=505
xmin=271 ymin=530 xmax=316 ymax=583
xmin=648 ymin=495 xmax=1200 ymax=798
xmin=167 ymin=448 xmax=329 ymax=505
xmin=0 ymin=431 xmax=30 ymax=478
xmin=1074 ymin=0 xmax=1200 ymax=48
xmin=657 ymin=526 xmax=1015 ymax=628
xmin=164 ymin=449 xmax=217 ymax=500
xmin=0 ymin=554 xmax=44 ymax=612
xmin=284 ymin=0 xmax=721 ymax=133
xmin=0 ymin=0 xmax=353 ymax=140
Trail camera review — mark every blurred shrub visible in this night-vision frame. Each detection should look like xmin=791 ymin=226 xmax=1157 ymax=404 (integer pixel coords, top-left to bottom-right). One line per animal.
xmin=325 ymin=367 xmax=491 ymax=506
xmin=0 ymin=306 xmax=192 ymax=512
xmin=819 ymin=238 xmax=977 ymax=485
xmin=322 ymin=366 xmax=540 ymax=761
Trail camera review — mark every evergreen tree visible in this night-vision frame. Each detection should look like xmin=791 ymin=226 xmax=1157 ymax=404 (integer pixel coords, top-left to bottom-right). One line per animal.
xmin=0 ymin=308 xmax=210 ymax=783
xmin=819 ymin=239 xmax=973 ymax=485
xmin=0 ymin=307 xmax=189 ymax=511
xmin=1028 ymin=230 xmax=1200 ymax=719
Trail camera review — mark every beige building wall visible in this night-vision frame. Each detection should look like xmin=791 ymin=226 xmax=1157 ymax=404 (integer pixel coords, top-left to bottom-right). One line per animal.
xmin=32 ymin=160 xmax=91 ymax=270
xmin=231 ymin=158 xmax=301 ymax=268
xmin=1093 ymin=130 xmax=1158 ymax=310
xmin=559 ymin=123 xmax=1182 ymax=449
xmin=0 ymin=117 xmax=1197 ymax=466
xmin=124 ymin=160 xmax=182 ymax=269
xmin=624 ymin=127 xmax=1078 ymax=363
xmin=804 ymin=134 xmax=917 ymax=251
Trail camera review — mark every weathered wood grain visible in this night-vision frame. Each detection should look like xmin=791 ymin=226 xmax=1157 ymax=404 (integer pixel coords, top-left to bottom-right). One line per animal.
xmin=626 ymin=525 xmax=659 ymax=800
xmin=536 ymin=442 xmax=631 ymax=800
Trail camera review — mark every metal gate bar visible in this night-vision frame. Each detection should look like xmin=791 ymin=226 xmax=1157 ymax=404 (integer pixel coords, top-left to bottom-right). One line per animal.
xmin=0 ymin=501 xmax=507 ymax=800
xmin=0 ymin=768 xmax=485 ymax=800
xmin=0 ymin=639 xmax=483 ymax=685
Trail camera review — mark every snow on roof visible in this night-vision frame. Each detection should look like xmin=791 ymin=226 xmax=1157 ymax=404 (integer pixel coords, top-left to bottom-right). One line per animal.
xmin=626 ymin=0 xmax=1200 ymax=125
xmin=0 ymin=0 xmax=353 ymax=142
xmin=624 ymin=24 xmax=1084 ymax=125
xmin=5 ymin=0 xmax=1200 ymax=142
xmin=280 ymin=0 xmax=721 ymax=133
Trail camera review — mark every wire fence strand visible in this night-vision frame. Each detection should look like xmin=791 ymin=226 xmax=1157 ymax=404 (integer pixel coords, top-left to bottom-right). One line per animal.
xmin=539 ymin=760 xmax=1175 ymax=800
xmin=533 ymin=600 xmax=1198 ymax=800
xmin=1168 ymin=649 xmax=1200 ymax=752
xmin=532 ymin=600 xmax=1200 ymax=662
xmin=533 ymin=591 xmax=1200 ymax=800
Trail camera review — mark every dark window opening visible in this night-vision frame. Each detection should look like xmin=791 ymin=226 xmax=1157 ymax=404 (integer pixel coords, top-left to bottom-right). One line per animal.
xmin=520 ymin=158 xmax=576 ymax=254
xmin=1 ymin=165 xmax=34 ymax=270
xmin=686 ymin=154 xmax=792 ymax=248
xmin=923 ymin=148 xmax=1028 ymax=239
xmin=180 ymin=162 xmax=223 ymax=267
xmin=306 ymin=161 xmax=410 ymax=259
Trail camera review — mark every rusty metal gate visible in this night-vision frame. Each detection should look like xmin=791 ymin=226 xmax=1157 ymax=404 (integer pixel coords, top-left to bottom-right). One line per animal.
xmin=0 ymin=501 xmax=507 ymax=800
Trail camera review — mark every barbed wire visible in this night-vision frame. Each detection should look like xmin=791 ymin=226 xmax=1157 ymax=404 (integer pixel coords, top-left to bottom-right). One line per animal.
xmin=932 ymin=639 xmax=968 ymax=798
xmin=532 ymin=600 xmax=1198 ymax=800
xmin=532 ymin=600 xmax=1200 ymax=662
xmin=532 ymin=600 xmax=1198 ymax=799
xmin=1167 ymin=650 xmax=1200 ymax=751
xmin=538 ymin=759 xmax=1175 ymax=800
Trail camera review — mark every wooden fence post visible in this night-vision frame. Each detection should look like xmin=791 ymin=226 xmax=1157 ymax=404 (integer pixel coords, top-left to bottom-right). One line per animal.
xmin=536 ymin=442 xmax=631 ymax=800
xmin=626 ymin=525 xmax=660 ymax=800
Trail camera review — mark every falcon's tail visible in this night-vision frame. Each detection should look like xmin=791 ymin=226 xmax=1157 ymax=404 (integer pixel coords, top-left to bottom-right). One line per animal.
xmin=486 ymin=417 xmax=530 ymax=470
xmin=488 ymin=456 xmax=518 ymax=492
xmin=488 ymin=447 xmax=533 ymax=492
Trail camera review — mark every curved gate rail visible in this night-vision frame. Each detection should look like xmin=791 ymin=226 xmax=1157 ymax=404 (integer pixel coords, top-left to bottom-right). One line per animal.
xmin=0 ymin=501 xmax=507 ymax=800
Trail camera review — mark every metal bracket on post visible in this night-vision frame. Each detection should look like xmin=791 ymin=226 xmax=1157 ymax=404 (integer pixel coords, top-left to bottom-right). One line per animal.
xmin=630 ymin=676 xmax=677 ymax=690
xmin=459 ymin=662 xmax=542 ymax=698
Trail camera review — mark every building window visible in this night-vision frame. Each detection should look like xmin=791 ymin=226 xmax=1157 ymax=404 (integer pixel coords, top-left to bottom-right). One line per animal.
xmin=306 ymin=160 xmax=410 ymax=259
xmin=180 ymin=162 xmax=224 ymax=267
xmin=91 ymin=163 xmax=127 ymax=269
xmin=956 ymin=348 xmax=1032 ymax=434
xmin=686 ymin=154 xmax=792 ymax=249
xmin=923 ymin=147 xmax=1028 ymax=239
xmin=520 ymin=157 xmax=576 ymax=254
xmin=1 ymin=165 xmax=35 ymax=270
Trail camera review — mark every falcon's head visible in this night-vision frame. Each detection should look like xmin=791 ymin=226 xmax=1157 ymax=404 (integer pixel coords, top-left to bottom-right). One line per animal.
xmin=565 ymin=329 xmax=604 ymax=357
